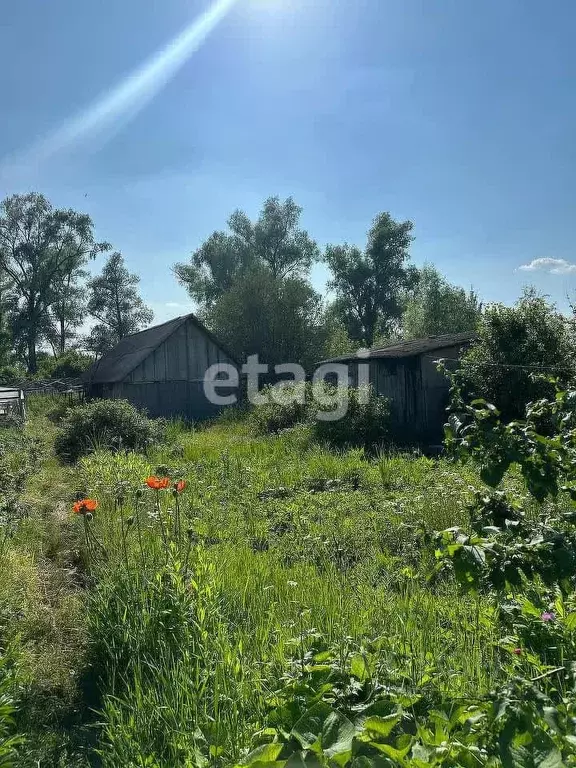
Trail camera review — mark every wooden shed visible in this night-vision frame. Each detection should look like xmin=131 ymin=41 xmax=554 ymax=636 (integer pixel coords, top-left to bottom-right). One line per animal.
xmin=84 ymin=314 xmax=239 ymax=421
xmin=320 ymin=332 xmax=476 ymax=443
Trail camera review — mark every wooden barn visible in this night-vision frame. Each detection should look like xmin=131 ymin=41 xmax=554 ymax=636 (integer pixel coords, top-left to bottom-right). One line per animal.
xmin=320 ymin=332 xmax=476 ymax=443
xmin=84 ymin=314 xmax=239 ymax=421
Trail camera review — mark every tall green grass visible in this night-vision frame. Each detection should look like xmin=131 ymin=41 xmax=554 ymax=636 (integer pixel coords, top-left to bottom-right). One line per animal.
xmin=69 ymin=420 xmax=513 ymax=764
xmin=2 ymin=401 xmax=551 ymax=765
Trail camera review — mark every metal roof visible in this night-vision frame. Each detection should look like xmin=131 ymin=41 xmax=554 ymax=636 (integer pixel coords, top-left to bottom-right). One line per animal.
xmin=319 ymin=331 xmax=477 ymax=365
xmin=85 ymin=313 xmax=238 ymax=384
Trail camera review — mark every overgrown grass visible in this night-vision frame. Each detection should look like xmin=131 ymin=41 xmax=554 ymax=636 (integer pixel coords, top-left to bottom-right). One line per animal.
xmin=0 ymin=399 xmax=566 ymax=765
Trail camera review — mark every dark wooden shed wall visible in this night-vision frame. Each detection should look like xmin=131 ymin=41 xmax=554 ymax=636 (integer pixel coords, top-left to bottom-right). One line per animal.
xmin=101 ymin=317 xmax=238 ymax=421
xmin=348 ymin=342 xmax=465 ymax=442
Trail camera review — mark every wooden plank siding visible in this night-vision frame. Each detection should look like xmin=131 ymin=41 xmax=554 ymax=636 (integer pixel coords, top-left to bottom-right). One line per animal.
xmin=103 ymin=316 xmax=239 ymax=421
xmin=346 ymin=343 xmax=466 ymax=442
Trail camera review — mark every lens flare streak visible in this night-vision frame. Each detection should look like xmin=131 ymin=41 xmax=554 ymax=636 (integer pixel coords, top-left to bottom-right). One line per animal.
xmin=4 ymin=0 xmax=236 ymax=173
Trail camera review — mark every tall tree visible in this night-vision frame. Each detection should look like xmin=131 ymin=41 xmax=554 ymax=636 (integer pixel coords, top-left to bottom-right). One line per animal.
xmin=457 ymin=288 xmax=575 ymax=421
xmin=325 ymin=212 xmax=416 ymax=346
xmin=0 ymin=273 xmax=16 ymax=368
xmin=322 ymin=302 xmax=356 ymax=360
xmin=44 ymin=261 xmax=89 ymax=356
xmin=402 ymin=264 xmax=482 ymax=339
xmin=86 ymin=252 xmax=153 ymax=356
xmin=0 ymin=193 xmax=108 ymax=373
xmin=175 ymin=196 xmax=319 ymax=307
xmin=205 ymin=267 xmax=325 ymax=370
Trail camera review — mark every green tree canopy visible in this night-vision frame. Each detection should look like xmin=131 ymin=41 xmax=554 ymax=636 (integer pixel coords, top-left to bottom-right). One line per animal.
xmin=204 ymin=267 xmax=326 ymax=370
xmin=325 ymin=212 xmax=417 ymax=346
xmin=0 ymin=193 xmax=108 ymax=373
xmin=174 ymin=196 xmax=319 ymax=307
xmin=86 ymin=252 xmax=153 ymax=357
xmin=456 ymin=289 xmax=575 ymax=421
xmin=402 ymin=264 xmax=482 ymax=339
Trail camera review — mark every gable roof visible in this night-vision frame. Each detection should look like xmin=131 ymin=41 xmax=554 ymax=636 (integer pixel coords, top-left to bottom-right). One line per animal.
xmin=86 ymin=313 xmax=238 ymax=384
xmin=319 ymin=331 xmax=477 ymax=365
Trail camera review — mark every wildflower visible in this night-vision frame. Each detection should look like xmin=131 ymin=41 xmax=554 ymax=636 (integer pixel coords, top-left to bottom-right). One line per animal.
xmin=174 ymin=479 xmax=187 ymax=494
xmin=512 ymin=648 xmax=522 ymax=655
xmin=73 ymin=498 xmax=98 ymax=515
xmin=541 ymin=611 xmax=555 ymax=622
xmin=146 ymin=476 xmax=170 ymax=490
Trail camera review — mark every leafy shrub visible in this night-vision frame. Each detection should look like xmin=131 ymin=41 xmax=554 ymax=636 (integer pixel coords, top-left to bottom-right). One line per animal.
xmin=456 ymin=288 xmax=576 ymax=421
xmin=55 ymin=399 xmax=163 ymax=463
xmin=0 ymin=365 xmax=25 ymax=386
xmin=249 ymin=383 xmax=311 ymax=434
xmin=314 ymin=385 xmax=390 ymax=448
xmin=237 ymin=640 xmax=576 ymax=768
xmin=248 ymin=383 xmax=391 ymax=449
xmin=37 ymin=350 xmax=94 ymax=380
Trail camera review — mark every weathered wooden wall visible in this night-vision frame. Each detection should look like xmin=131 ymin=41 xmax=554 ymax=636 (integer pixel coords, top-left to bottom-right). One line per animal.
xmin=348 ymin=342 xmax=468 ymax=442
xmin=103 ymin=317 xmax=239 ymax=420
xmin=419 ymin=343 xmax=465 ymax=440
xmin=126 ymin=319 xmax=235 ymax=384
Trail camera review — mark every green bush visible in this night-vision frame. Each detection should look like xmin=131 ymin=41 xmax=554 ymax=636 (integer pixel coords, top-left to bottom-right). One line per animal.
xmin=55 ymin=399 xmax=163 ymax=463
xmin=37 ymin=350 xmax=94 ymax=380
xmin=249 ymin=383 xmax=311 ymax=434
xmin=0 ymin=365 xmax=25 ymax=386
xmin=456 ymin=288 xmax=576 ymax=421
xmin=313 ymin=385 xmax=390 ymax=448
xmin=248 ymin=383 xmax=390 ymax=449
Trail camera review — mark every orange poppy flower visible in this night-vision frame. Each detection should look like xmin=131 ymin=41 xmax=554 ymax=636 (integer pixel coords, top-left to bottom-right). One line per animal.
xmin=73 ymin=498 xmax=98 ymax=515
xmin=174 ymin=480 xmax=187 ymax=493
xmin=146 ymin=476 xmax=170 ymax=490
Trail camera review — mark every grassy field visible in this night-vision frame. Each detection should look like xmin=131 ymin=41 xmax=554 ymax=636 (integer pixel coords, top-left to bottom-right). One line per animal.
xmin=0 ymin=398 xmax=566 ymax=766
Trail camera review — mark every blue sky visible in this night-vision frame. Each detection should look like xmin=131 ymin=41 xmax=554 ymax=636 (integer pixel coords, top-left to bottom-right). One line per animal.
xmin=2 ymin=0 xmax=576 ymax=325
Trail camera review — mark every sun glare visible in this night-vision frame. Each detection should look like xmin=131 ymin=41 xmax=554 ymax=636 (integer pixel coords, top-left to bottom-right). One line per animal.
xmin=1 ymin=0 xmax=237 ymax=177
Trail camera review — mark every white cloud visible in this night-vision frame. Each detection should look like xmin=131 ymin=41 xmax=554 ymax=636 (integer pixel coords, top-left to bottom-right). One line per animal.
xmin=518 ymin=258 xmax=576 ymax=275
xmin=165 ymin=301 xmax=187 ymax=309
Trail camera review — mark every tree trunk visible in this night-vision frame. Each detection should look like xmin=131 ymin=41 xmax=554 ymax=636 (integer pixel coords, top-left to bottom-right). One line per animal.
xmin=115 ymin=286 xmax=123 ymax=341
xmin=59 ymin=315 xmax=65 ymax=356
xmin=27 ymin=298 xmax=38 ymax=374
xmin=28 ymin=337 xmax=37 ymax=375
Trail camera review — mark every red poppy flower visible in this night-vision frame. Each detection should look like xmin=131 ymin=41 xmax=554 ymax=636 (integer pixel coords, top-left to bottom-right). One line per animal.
xmin=146 ymin=476 xmax=170 ymax=490
xmin=73 ymin=498 xmax=98 ymax=515
xmin=512 ymin=647 xmax=522 ymax=655
xmin=174 ymin=480 xmax=187 ymax=493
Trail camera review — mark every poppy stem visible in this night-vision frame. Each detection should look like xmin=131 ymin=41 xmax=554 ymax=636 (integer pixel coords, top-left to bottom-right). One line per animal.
xmin=156 ymin=489 xmax=169 ymax=558
xmin=135 ymin=502 xmax=146 ymax=571
xmin=118 ymin=498 xmax=130 ymax=569
xmin=83 ymin=516 xmax=92 ymax=575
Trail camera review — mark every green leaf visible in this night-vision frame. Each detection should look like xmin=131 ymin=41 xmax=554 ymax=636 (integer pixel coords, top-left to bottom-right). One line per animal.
xmin=565 ymin=613 xmax=576 ymax=630
xmin=411 ymin=742 xmax=432 ymax=762
xmin=239 ymin=743 xmax=284 ymax=766
xmin=370 ymin=741 xmax=412 ymax=761
xmin=500 ymin=725 xmax=565 ymax=768
xmin=285 ymin=751 xmax=323 ymax=768
xmin=350 ymin=757 xmax=395 ymax=768
xmin=480 ymin=461 xmax=509 ymax=487
xmin=350 ymin=655 xmax=369 ymax=681
xmin=363 ymin=714 xmax=401 ymax=742
xmin=322 ymin=711 xmax=356 ymax=757
xmin=291 ymin=703 xmax=334 ymax=750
